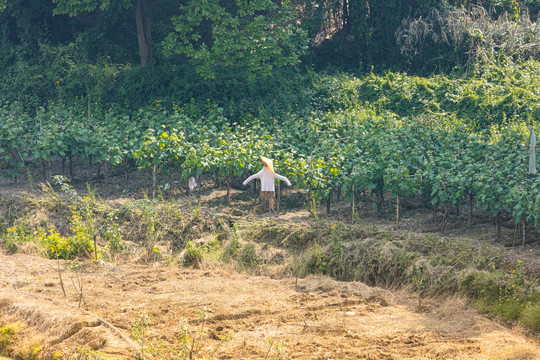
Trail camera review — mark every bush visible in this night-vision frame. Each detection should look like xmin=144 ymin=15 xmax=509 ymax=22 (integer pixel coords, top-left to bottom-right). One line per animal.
xmin=520 ymin=301 xmax=540 ymax=331
xmin=3 ymin=221 xmax=33 ymax=253
xmin=39 ymin=224 xmax=94 ymax=260
xmin=0 ymin=323 xmax=19 ymax=354
xmin=181 ymin=241 xmax=207 ymax=268
xmin=238 ymin=242 xmax=260 ymax=268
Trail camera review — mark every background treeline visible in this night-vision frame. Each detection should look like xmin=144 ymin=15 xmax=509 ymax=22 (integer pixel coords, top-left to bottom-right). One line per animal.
xmin=0 ymin=0 xmax=539 ymax=116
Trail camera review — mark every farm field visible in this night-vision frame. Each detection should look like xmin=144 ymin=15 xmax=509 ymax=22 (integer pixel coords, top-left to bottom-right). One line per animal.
xmin=2 ymin=65 xmax=540 ymax=356
xmin=1 ymin=3 xmax=540 ymax=357
xmin=1 ymin=249 xmax=540 ymax=359
xmin=0 ymin=170 xmax=539 ymax=359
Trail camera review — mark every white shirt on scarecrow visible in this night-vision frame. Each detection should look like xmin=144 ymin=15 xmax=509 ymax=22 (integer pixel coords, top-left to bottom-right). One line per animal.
xmin=243 ymin=156 xmax=292 ymax=191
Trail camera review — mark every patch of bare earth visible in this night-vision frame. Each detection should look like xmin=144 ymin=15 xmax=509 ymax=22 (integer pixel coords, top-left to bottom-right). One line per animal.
xmin=1 ymin=254 xmax=539 ymax=359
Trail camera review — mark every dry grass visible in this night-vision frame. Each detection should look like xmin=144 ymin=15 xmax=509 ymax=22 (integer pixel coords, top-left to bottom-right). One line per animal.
xmin=0 ymin=254 xmax=539 ymax=359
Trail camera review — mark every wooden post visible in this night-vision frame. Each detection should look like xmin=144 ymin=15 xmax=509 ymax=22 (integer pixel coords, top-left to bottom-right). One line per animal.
xmin=277 ymin=180 xmax=281 ymax=212
xmin=94 ymin=235 xmax=98 ymax=261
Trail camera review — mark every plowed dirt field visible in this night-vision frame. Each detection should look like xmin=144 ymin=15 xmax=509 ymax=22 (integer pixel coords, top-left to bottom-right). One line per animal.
xmin=1 ymin=253 xmax=539 ymax=359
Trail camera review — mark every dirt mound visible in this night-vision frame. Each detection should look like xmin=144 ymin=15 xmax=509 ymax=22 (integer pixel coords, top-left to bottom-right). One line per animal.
xmin=0 ymin=254 xmax=539 ymax=359
xmin=297 ymin=275 xmax=391 ymax=303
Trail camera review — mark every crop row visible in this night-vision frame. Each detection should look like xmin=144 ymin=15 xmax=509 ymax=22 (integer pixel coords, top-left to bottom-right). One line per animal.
xmin=0 ymin=102 xmax=539 ymax=237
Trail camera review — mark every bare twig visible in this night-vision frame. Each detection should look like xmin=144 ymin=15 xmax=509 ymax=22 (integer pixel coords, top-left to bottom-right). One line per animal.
xmin=49 ymin=260 xmax=69 ymax=298
xmin=71 ymin=271 xmax=84 ymax=308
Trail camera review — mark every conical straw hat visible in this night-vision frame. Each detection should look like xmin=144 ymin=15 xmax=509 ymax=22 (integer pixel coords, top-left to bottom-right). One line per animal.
xmin=260 ymin=156 xmax=274 ymax=173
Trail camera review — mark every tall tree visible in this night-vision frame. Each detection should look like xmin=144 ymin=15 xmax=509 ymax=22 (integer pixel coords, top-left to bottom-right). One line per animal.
xmin=52 ymin=0 xmax=152 ymax=66
xmin=163 ymin=0 xmax=308 ymax=80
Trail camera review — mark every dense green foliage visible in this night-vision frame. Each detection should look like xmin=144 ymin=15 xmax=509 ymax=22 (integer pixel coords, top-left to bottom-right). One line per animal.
xmin=0 ymin=0 xmax=538 ymax=114
xmin=0 ymin=60 xmax=539 ymax=236
xmin=163 ymin=0 xmax=308 ymax=80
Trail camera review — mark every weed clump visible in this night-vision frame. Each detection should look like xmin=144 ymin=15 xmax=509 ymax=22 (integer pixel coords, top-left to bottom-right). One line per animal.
xmin=129 ymin=308 xmax=233 ymax=359
xmin=520 ymin=302 xmax=540 ymax=332
xmin=0 ymin=323 xmax=19 ymax=354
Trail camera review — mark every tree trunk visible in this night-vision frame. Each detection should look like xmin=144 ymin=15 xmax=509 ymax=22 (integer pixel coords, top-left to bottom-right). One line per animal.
xmin=377 ymin=187 xmax=383 ymax=216
xmin=125 ymin=134 xmax=129 ymax=191
xmin=69 ymin=153 xmax=74 ymax=181
xmin=104 ymin=162 xmax=109 ymax=195
xmin=227 ymin=172 xmax=232 ymax=205
xmin=135 ymin=0 xmax=152 ymax=66
xmin=523 ymin=221 xmax=526 ymax=246
xmin=469 ymin=192 xmax=474 ymax=229
xmin=396 ymin=193 xmax=401 ymax=229
xmin=197 ymin=175 xmax=201 ymax=199
xmin=442 ymin=202 xmax=448 ymax=234
xmin=124 ymin=155 xmax=129 ymax=192
xmin=152 ymin=165 xmax=156 ymax=199
xmin=351 ymin=184 xmax=355 ymax=224
xmin=496 ymin=213 xmax=501 ymax=239
xmin=168 ymin=159 xmax=173 ymax=198
xmin=42 ymin=159 xmax=46 ymax=182
xmin=326 ymin=197 xmax=331 ymax=216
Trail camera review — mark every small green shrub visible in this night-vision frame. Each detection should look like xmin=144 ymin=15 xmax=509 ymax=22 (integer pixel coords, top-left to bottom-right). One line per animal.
xmin=264 ymin=337 xmax=289 ymax=360
xmin=520 ymin=301 xmax=540 ymax=332
xmin=73 ymin=345 xmax=110 ymax=359
xmin=3 ymin=219 xmax=33 ymax=253
xmin=459 ymin=270 xmax=502 ymax=303
xmin=39 ymin=224 xmax=94 ymax=260
xmin=129 ymin=308 xmax=233 ymax=359
xmin=0 ymin=323 xmax=20 ymax=354
xmin=182 ymin=241 xmax=207 ymax=267
xmin=103 ymin=217 xmax=125 ymax=254
xmin=303 ymin=243 xmax=327 ymax=275
xmin=238 ymin=242 xmax=260 ymax=268
xmin=11 ymin=336 xmax=42 ymax=360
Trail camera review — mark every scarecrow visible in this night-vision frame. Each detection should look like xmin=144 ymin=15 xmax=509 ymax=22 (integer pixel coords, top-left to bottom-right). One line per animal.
xmin=243 ymin=156 xmax=292 ymax=213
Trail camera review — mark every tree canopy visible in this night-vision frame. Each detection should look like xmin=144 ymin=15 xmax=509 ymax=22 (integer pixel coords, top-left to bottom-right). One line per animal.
xmin=163 ymin=0 xmax=308 ymax=80
xmin=0 ymin=0 xmax=538 ymax=112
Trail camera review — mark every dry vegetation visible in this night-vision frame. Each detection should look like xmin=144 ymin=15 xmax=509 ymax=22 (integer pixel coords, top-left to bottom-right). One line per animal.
xmin=0 ymin=169 xmax=539 ymax=359
xmin=1 ymin=254 xmax=539 ymax=359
